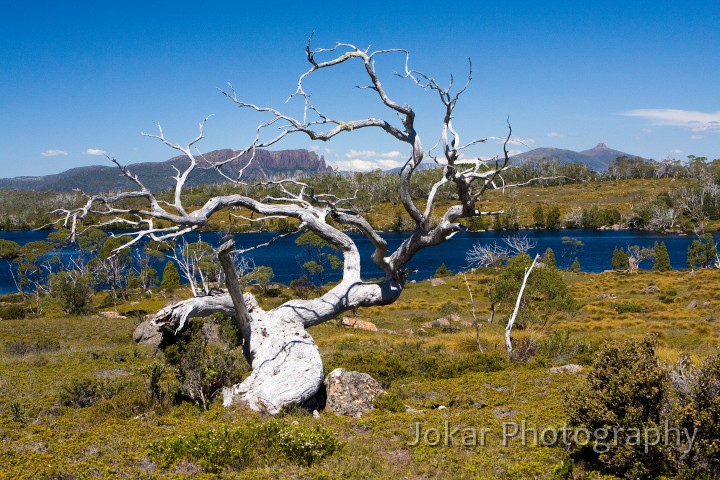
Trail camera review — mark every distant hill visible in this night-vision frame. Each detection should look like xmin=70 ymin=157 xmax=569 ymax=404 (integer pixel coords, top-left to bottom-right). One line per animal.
xmin=511 ymin=143 xmax=648 ymax=172
xmin=0 ymin=149 xmax=332 ymax=193
xmin=383 ymin=144 xmax=647 ymax=174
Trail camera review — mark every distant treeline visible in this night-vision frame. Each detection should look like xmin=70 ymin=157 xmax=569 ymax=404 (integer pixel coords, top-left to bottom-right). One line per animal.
xmin=1 ymin=155 xmax=719 ymax=233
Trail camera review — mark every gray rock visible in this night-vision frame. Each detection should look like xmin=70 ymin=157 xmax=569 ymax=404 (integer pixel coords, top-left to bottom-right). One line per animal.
xmin=133 ymin=319 xmax=163 ymax=347
xmin=324 ymin=368 xmax=385 ymax=417
xmin=688 ymin=300 xmax=698 ymax=309
xmin=429 ymin=278 xmax=446 ymax=287
xmin=421 ymin=313 xmax=460 ymax=328
xmin=641 ymin=285 xmax=660 ymax=294
xmin=549 ymin=364 xmax=583 ymax=374
xmin=421 ymin=318 xmax=450 ymax=328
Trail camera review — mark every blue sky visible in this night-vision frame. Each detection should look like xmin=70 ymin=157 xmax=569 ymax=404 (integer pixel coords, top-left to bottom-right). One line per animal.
xmin=1 ymin=1 xmax=718 ymax=177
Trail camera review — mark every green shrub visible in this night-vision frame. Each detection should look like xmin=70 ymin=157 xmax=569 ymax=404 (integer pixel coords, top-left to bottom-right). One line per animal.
xmin=150 ymin=419 xmax=340 ymax=472
xmin=373 ymin=392 xmax=406 ymax=413
xmin=490 ymin=254 xmax=575 ymax=329
xmin=59 ymin=378 xmax=117 ymax=408
xmin=161 ymin=317 xmax=249 ymax=410
xmin=49 ymin=269 xmax=95 ymax=315
xmin=667 ymin=354 xmax=720 ymax=476
xmin=611 ymin=302 xmax=646 ymax=313
xmin=537 ymin=330 xmax=598 ymax=365
xmin=566 ymin=335 xmax=666 ymax=479
xmin=324 ymin=341 xmax=506 ymax=387
xmin=434 ymin=263 xmax=451 ymax=277
xmin=0 ymin=303 xmax=27 ymax=320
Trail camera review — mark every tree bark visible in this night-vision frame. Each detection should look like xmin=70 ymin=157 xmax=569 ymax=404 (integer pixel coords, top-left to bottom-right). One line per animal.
xmin=505 ymin=254 xmax=539 ymax=353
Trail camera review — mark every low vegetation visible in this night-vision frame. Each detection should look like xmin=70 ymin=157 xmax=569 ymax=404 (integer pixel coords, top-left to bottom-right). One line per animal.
xmin=1 ymin=264 xmax=718 ymax=478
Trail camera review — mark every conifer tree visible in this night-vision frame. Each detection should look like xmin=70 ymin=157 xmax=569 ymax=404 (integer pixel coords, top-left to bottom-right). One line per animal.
xmin=612 ymin=247 xmax=629 ymax=271
xmin=652 ymin=241 xmax=671 ymax=271
xmin=543 ymin=247 xmax=556 ymax=268
xmin=161 ymin=261 xmax=181 ymax=289
xmin=571 ymin=257 xmax=581 ymax=272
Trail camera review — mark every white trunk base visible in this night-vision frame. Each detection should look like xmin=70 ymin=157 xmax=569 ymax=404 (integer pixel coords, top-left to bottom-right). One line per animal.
xmin=223 ymin=310 xmax=324 ymax=414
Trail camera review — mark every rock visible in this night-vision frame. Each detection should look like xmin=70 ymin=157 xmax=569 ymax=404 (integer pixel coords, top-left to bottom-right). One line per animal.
xmin=702 ymin=301 xmax=712 ymax=308
xmin=641 ymin=285 xmax=660 ymax=294
xmin=201 ymin=321 xmax=233 ymax=350
xmin=340 ymin=317 xmax=378 ymax=332
xmin=421 ymin=318 xmax=450 ymax=328
xmin=598 ymin=293 xmax=617 ymax=299
xmin=421 ymin=313 xmax=460 ymax=329
xmin=324 ymin=368 xmax=385 ymax=417
xmin=100 ymin=310 xmax=127 ymax=319
xmin=549 ymin=364 xmax=583 ymax=374
xmin=688 ymin=300 xmax=698 ymax=309
xmin=429 ymin=278 xmax=446 ymax=287
xmin=133 ymin=319 xmax=163 ymax=347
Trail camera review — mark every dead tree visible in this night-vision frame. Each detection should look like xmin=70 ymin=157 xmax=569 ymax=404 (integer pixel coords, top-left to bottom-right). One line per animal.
xmin=55 ymin=40 xmax=535 ymax=414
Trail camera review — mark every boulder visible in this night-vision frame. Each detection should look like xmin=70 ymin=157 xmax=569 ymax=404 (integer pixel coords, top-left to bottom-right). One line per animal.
xmin=340 ymin=317 xmax=378 ymax=332
xmin=641 ymin=285 xmax=660 ymax=294
xmin=428 ymin=278 xmax=446 ymax=287
xmin=687 ymin=300 xmax=698 ymax=309
xmin=549 ymin=364 xmax=583 ymax=374
xmin=133 ymin=319 xmax=163 ymax=347
xmin=421 ymin=318 xmax=450 ymax=328
xmin=324 ymin=368 xmax=385 ymax=417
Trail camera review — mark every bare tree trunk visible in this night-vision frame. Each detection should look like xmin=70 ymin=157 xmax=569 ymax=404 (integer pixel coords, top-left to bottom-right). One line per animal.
xmin=505 ymin=254 xmax=539 ymax=353
xmin=214 ymin=237 xmax=324 ymax=414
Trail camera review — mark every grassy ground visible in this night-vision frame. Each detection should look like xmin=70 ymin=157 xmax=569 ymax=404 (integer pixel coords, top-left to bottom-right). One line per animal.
xmin=0 ymin=268 xmax=717 ymax=479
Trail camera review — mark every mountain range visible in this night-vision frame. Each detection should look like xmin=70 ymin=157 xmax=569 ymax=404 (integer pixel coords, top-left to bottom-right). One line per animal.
xmin=386 ymin=143 xmax=646 ymax=174
xmin=0 ymin=149 xmax=332 ymax=193
xmin=510 ymin=143 xmax=647 ymax=172
xmin=0 ymin=143 xmax=645 ymax=193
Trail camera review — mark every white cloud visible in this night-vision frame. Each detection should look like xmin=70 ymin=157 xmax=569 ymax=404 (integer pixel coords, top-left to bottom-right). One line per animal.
xmin=41 ymin=149 xmax=68 ymax=157
xmin=673 ymin=149 xmax=683 ymax=154
xmin=622 ymin=109 xmax=720 ymax=132
xmin=691 ymin=134 xmax=703 ymax=140
xmin=85 ymin=148 xmax=107 ymax=156
xmin=308 ymin=145 xmax=320 ymax=151
xmin=376 ymin=159 xmax=402 ymax=169
xmin=335 ymin=159 xmax=378 ymax=171
xmin=335 ymin=157 xmax=403 ymax=171
xmin=346 ymin=149 xmax=376 ymax=158
xmin=505 ymin=137 xmax=535 ymax=147
xmin=642 ymin=128 xmax=653 ymax=134
xmin=345 ymin=149 xmax=403 ymax=159
xmin=547 ymin=132 xmax=563 ymax=138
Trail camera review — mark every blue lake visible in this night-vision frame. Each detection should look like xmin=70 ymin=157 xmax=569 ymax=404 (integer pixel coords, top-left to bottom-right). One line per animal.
xmin=0 ymin=229 xmax=711 ymax=295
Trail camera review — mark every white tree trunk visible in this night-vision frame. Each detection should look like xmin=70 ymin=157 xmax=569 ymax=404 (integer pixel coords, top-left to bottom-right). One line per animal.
xmin=505 ymin=254 xmax=539 ymax=353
